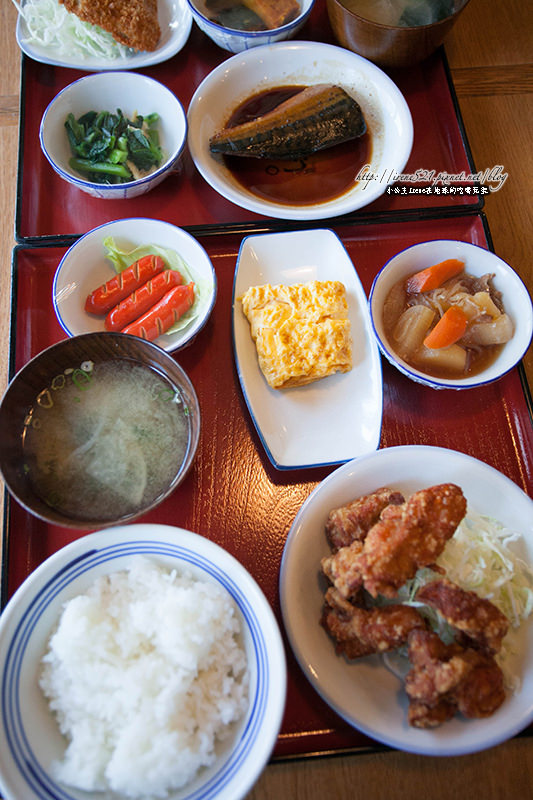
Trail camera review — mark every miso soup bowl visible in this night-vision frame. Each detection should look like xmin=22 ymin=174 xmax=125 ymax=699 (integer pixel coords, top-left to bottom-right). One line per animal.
xmin=0 ymin=333 xmax=201 ymax=529
xmin=369 ymin=240 xmax=533 ymax=390
xmin=327 ymin=0 xmax=471 ymax=69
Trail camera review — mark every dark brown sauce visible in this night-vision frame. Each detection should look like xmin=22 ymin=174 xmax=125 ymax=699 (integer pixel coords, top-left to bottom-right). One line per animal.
xmin=222 ymin=86 xmax=371 ymax=207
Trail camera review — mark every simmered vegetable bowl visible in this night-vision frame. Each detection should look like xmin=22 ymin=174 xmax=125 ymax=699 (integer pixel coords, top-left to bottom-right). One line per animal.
xmin=383 ymin=257 xmax=514 ymax=379
xmin=369 ymin=239 xmax=533 ymax=390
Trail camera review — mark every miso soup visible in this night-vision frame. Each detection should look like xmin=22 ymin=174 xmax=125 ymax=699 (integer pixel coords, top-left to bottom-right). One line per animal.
xmin=22 ymin=360 xmax=190 ymax=522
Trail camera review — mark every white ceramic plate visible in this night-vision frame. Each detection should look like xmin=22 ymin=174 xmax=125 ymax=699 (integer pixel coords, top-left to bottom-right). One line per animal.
xmin=187 ymin=41 xmax=413 ymax=221
xmin=53 ymin=218 xmax=217 ymax=353
xmin=0 ymin=525 xmax=287 ymax=800
xmin=280 ymin=445 xmax=533 ymax=756
xmin=16 ymin=0 xmax=192 ymax=70
xmin=232 ymin=229 xmax=383 ymax=469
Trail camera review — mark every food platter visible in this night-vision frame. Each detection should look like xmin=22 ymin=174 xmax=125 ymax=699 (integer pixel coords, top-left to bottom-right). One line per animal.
xmin=279 ymin=445 xmax=533 ymax=756
xmin=15 ymin=0 xmax=193 ymax=70
xmin=3 ymin=0 xmax=533 ymax=775
xmin=232 ymin=229 xmax=383 ymax=468
xmin=5 ymin=213 xmax=533 ymax=760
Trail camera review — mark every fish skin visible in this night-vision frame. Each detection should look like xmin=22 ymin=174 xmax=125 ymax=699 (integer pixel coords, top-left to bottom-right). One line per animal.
xmin=209 ymin=84 xmax=367 ymax=160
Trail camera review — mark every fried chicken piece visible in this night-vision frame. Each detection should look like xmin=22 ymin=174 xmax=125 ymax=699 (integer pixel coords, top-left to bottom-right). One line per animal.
xmin=405 ymin=629 xmax=505 ymax=727
xmin=321 ymin=484 xmax=466 ymax=600
xmin=353 ymin=483 xmax=467 ymax=599
xmin=321 ymin=587 xmax=426 ymax=659
xmin=60 ymin=0 xmax=161 ymax=52
xmin=405 ymin=629 xmax=469 ymax=701
xmin=325 ymin=487 xmax=405 ymax=551
xmin=321 ymin=540 xmax=364 ymax=598
xmin=407 ymin=699 xmax=456 ymax=728
xmin=416 ymin=578 xmax=509 ymax=655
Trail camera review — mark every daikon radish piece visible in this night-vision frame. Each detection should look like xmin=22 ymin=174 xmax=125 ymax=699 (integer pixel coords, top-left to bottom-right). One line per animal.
xmin=461 ymin=313 xmax=514 ymax=346
xmin=392 ymin=305 xmax=435 ymax=359
xmin=415 ymin=343 xmax=468 ymax=373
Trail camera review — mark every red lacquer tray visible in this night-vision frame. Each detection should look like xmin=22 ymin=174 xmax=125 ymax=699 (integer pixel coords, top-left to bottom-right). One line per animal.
xmin=15 ymin=1 xmax=482 ymax=244
xmin=3 ymin=213 xmax=532 ymax=758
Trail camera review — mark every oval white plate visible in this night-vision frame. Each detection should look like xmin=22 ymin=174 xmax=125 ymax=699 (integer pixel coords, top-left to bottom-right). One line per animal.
xmin=53 ymin=218 xmax=217 ymax=354
xmin=188 ymin=41 xmax=413 ymax=221
xmin=16 ymin=0 xmax=192 ymax=70
xmin=232 ymin=228 xmax=383 ymax=469
xmin=0 ymin=525 xmax=287 ymax=800
xmin=280 ymin=445 xmax=533 ymax=755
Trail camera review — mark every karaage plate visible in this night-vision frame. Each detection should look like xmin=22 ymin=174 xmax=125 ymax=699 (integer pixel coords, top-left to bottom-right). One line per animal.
xmin=280 ymin=444 xmax=533 ymax=755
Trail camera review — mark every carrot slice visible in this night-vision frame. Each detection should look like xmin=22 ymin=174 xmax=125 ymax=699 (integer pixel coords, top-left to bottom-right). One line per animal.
xmin=423 ymin=306 xmax=469 ymax=349
xmin=406 ymin=258 xmax=465 ymax=293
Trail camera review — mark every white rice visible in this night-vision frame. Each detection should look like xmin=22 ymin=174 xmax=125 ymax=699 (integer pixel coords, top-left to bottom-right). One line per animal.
xmin=39 ymin=557 xmax=249 ymax=798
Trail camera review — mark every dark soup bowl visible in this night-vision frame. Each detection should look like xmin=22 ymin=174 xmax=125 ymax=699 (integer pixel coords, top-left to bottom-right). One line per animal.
xmin=326 ymin=0 xmax=471 ymax=69
xmin=0 ymin=332 xmax=200 ymax=529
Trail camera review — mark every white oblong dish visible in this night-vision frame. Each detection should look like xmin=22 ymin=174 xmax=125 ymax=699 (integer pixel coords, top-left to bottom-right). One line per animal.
xmin=16 ymin=0 xmax=193 ymax=70
xmin=187 ymin=40 xmax=413 ymax=221
xmin=0 ymin=525 xmax=287 ymax=800
xmin=52 ymin=218 xmax=217 ymax=353
xmin=232 ymin=228 xmax=383 ymax=469
xmin=279 ymin=444 xmax=533 ymax=756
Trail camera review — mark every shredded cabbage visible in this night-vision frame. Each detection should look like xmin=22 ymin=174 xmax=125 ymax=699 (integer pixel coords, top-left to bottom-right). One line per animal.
xmin=13 ymin=0 xmax=135 ymax=60
xmin=436 ymin=511 xmax=533 ymax=628
xmin=385 ymin=511 xmax=533 ymax=691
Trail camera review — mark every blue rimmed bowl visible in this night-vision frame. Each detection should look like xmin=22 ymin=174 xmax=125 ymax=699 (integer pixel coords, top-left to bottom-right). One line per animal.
xmin=186 ymin=0 xmax=314 ymax=53
xmin=39 ymin=72 xmax=187 ymax=200
xmin=369 ymin=239 xmax=533 ymax=390
xmin=0 ymin=525 xmax=287 ymax=800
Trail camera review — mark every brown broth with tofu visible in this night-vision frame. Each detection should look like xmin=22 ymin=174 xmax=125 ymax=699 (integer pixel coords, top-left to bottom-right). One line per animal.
xmin=222 ymin=86 xmax=372 ymax=207
xmin=382 ymin=269 xmax=513 ymax=379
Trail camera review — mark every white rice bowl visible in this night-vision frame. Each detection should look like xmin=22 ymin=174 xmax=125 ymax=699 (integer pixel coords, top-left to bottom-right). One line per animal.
xmin=0 ymin=526 xmax=287 ymax=800
xmin=40 ymin=557 xmax=249 ymax=797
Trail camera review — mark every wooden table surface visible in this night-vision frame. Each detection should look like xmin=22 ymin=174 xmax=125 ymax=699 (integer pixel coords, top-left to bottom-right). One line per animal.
xmin=1 ymin=1 xmax=532 ymax=798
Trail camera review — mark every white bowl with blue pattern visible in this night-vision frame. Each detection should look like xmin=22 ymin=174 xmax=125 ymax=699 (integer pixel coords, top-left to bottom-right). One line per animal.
xmin=0 ymin=525 xmax=287 ymax=800
xmin=369 ymin=239 xmax=533 ymax=390
xmin=39 ymin=72 xmax=187 ymax=200
xmin=186 ymin=0 xmax=314 ymax=53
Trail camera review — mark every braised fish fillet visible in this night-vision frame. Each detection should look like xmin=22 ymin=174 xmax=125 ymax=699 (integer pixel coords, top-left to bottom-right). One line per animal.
xmin=59 ymin=0 xmax=161 ymax=52
xmin=209 ymin=84 xmax=367 ymax=159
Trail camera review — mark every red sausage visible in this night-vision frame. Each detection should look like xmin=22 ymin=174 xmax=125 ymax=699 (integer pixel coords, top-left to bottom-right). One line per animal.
xmin=122 ymin=282 xmax=195 ymax=341
xmin=104 ymin=269 xmax=184 ymax=331
xmin=85 ymin=255 xmax=166 ymax=314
